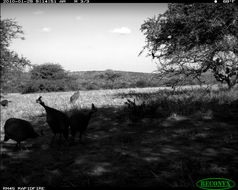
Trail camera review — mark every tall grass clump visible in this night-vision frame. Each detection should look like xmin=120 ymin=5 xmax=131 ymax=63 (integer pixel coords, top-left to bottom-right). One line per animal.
xmin=122 ymin=86 xmax=238 ymax=120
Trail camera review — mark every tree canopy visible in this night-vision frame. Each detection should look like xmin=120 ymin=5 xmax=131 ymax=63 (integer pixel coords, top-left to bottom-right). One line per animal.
xmin=0 ymin=18 xmax=30 ymax=73
xmin=22 ymin=63 xmax=77 ymax=93
xmin=30 ymin=63 xmax=67 ymax=80
xmin=140 ymin=4 xmax=238 ymax=88
xmin=0 ymin=18 xmax=30 ymax=92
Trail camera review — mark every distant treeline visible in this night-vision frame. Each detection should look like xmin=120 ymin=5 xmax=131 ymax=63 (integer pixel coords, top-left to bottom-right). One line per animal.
xmin=68 ymin=70 xmax=218 ymax=90
xmin=2 ymin=68 xmax=218 ymax=94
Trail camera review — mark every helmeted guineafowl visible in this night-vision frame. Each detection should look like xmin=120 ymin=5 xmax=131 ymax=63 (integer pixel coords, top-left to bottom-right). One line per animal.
xmin=70 ymin=91 xmax=80 ymax=104
xmin=36 ymin=96 xmax=70 ymax=144
xmin=69 ymin=103 xmax=97 ymax=143
xmin=4 ymin=118 xmax=39 ymax=149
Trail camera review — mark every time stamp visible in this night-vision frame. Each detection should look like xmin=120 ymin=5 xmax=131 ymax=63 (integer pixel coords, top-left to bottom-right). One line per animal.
xmin=2 ymin=0 xmax=235 ymax=2
xmin=2 ymin=0 xmax=89 ymax=3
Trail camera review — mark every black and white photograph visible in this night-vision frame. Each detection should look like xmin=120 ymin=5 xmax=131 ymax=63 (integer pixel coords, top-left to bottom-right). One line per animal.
xmin=1 ymin=2 xmax=238 ymax=189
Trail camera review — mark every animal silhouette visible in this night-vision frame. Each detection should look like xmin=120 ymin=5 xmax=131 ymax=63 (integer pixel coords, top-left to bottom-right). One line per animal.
xmin=70 ymin=91 xmax=80 ymax=104
xmin=4 ymin=118 xmax=39 ymax=149
xmin=36 ymin=96 xmax=70 ymax=144
xmin=70 ymin=103 xmax=97 ymax=143
xmin=1 ymin=100 xmax=11 ymax=107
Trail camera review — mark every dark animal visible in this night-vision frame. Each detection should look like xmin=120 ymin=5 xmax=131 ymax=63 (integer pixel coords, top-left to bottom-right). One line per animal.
xmin=70 ymin=91 xmax=80 ymax=104
xmin=36 ymin=96 xmax=70 ymax=144
xmin=1 ymin=100 xmax=11 ymax=107
xmin=70 ymin=103 xmax=97 ymax=143
xmin=4 ymin=118 xmax=39 ymax=149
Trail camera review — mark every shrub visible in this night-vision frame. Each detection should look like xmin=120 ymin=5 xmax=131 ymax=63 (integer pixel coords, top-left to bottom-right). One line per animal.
xmin=22 ymin=63 xmax=78 ymax=93
xmin=135 ymin=80 xmax=148 ymax=88
xmin=21 ymin=79 xmax=75 ymax=93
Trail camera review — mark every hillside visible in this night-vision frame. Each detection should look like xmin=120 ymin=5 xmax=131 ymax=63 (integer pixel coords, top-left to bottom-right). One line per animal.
xmin=68 ymin=70 xmax=160 ymax=90
xmin=68 ymin=70 xmax=218 ymax=91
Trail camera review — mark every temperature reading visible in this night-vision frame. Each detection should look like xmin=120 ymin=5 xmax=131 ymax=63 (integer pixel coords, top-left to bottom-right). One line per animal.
xmin=223 ymin=0 xmax=235 ymax=3
xmin=80 ymin=0 xmax=89 ymax=3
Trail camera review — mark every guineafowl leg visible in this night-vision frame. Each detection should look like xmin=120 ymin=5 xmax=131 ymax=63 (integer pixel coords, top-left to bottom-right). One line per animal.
xmin=79 ymin=133 xmax=82 ymax=143
xmin=63 ymin=131 xmax=69 ymax=143
xmin=50 ymin=134 xmax=56 ymax=144
xmin=79 ymin=132 xmax=85 ymax=144
xmin=14 ymin=143 xmax=18 ymax=151
xmin=15 ymin=142 xmax=21 ymax=151
xmin=70 ymin=131 xmax=76 ymax=143
xmin=59 ymin=133 xmax=62 ymax=145
xmin=70 ymin=134 xmax=73 ymax=142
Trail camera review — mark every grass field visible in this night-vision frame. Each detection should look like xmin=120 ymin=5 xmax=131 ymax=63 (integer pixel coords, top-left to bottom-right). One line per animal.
xmin=1 ymin=85 xmax=238 ymax=188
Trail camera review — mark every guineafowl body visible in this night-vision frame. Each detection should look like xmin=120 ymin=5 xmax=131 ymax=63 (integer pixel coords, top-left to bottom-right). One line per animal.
xmin=70 ymin=103 xmax=97 ymax=142
xmin=4 ymin=118 xmax=39 ymax=148
xmin=36 ymin=96 xmax=70 ymax=143
xmin=70 ymin=91 xmax=80 ymax=104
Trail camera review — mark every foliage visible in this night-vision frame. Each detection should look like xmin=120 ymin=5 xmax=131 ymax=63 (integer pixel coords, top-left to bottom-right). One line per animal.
xmin=120 ymin=86 xmax=238 ymax=121
xmin=96 ymin=70 xmax=122 ymax=89
xmin=30 ymin=63 xmax=67 ymax=80
xmin=135 ymin=80 xmax=150 ymax=88
xmin=0 ymin=19 xmax=30 ymax=92
xmin=98 ymin=70 xmax=121 ymax=82
xmin=140 ymin=3 xmax=238 ymax=89
xmin=72 ymin=70 xmax=164 ymax=90
xmin=1 ymin=71 xmax=30 ymax=93
xmin=22 ymin=63 xmax=77 ymax=93
xmin=3 ymin=68 xmax=222 ymax=93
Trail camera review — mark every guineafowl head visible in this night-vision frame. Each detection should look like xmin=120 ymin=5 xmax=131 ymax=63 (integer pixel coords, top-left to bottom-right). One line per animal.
xmin=36 ymin=96 xmax=44 ymax=105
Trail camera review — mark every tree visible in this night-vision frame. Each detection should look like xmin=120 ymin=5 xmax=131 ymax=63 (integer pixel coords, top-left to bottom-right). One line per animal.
xmin=97 ymin=70 xmax=121 ymax=89
xmin=30 ymin=63 xmax=67 ymax=80
xmin=140 ymin=4 xmax=238 ymax=89
xmin=23 ymin=63 xmax=77 ymax=93
xmin=103 ymin=70 xmax=121 ymax=83
xmin=0 ymin=18 xmax=30 ymax=92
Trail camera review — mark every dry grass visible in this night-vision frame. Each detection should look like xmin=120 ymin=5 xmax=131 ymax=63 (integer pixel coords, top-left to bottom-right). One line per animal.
xmin=0 ymin=87 xmax=172 ymax=136
xmin=1 ymin=85 xmax=237 ymax=188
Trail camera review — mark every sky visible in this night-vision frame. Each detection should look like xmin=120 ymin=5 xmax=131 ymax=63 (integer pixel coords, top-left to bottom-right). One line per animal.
xmin=1 ymin=3 xmax=168 ymax=73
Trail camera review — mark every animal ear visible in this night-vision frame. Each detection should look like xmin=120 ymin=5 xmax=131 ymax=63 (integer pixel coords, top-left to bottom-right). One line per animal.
xmin=92 ymin=103 xmax=95 ymax=109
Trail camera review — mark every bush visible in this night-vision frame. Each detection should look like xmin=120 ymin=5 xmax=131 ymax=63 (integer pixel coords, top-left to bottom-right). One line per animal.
xmin=21 ymin=63 xmax=78 ymax=93
xmin=135 ymin=80 xmax=148 ymax=88
xmin=83 ymin=83 xmax=100 ymax=90
xmin=114 ymin=82 xmax=128 ymax=89
xmin=21 ymin=79 xmax=76 ymax=94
